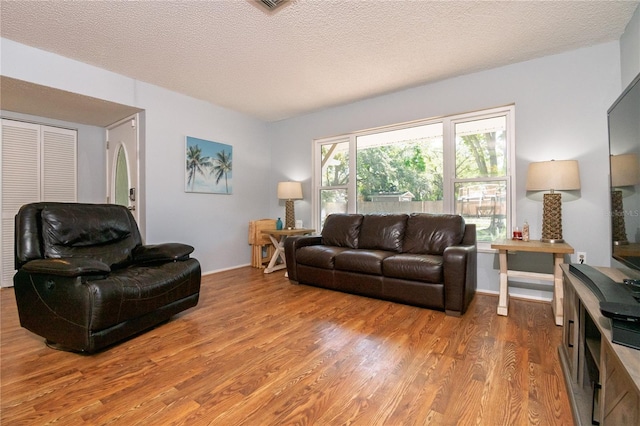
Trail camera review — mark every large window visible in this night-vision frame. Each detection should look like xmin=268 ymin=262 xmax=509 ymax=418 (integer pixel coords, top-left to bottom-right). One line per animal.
xmin=313 ymin=105 xmax=515 ymax=247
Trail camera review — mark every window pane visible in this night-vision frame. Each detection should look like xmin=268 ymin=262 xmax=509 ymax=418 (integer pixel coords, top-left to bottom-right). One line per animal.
xmin=455 ymin=116 xmax=507 ymax=178
xmin=356 ymin=123 xmax=443 ymax=214
xmin=115 ymin=145 xmax=129 ymax=206
xmin=455 ymin=180 xmax=507 ymax=242
xmin=320 ymin=188 xmax=347 ymax=229
xmin=321 ymin=142 xmax=349 ymax=187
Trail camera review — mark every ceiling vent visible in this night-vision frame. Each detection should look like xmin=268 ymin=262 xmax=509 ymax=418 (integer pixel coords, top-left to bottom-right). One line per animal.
xmin=256 ymin=0 xmax=288 ymax=11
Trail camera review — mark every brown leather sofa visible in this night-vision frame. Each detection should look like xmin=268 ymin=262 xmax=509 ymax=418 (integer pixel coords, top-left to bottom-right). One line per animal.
xmin=13 ymin=202 xmax=201 ymax=353
xmin=284 ymin=213 xmax=477 ymax=316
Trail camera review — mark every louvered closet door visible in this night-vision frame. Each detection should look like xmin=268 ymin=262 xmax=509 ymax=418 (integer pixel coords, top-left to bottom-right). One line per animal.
xmin=1 ymin=120 xmax=40 ymax=287
xmin=42 ymin=126 xmax=77 ymax=201
xmin=0 ymin=120 xmax=77 ymax=287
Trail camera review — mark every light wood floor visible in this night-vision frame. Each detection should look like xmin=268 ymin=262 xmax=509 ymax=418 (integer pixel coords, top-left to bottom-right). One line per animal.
xmin=1 ymin=267 xmax=573 ymax=425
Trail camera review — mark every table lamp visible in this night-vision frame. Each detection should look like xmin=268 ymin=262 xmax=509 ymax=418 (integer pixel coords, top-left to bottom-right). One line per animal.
xmin=277 ymin=181 xmax=303 ymax=229
xmin=526 ymin=159 xmax=581 ymax=243
xmin=611 ymin=153 xmax=640 ymax=245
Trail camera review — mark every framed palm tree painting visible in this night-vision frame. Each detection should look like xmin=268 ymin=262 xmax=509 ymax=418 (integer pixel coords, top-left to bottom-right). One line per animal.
xmin=185 ymin=136 xmax=233 ymax=194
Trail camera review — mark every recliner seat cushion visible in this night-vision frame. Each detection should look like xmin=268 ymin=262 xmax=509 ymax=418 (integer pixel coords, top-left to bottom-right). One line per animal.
xmin=88 ymin=259 xmax=201 ymax=331
xmin=383 ymin=253 xmax=443 ymax=283
xmin=357 ymin=214 xmax=407 ymax=252
xmin=41 ymin=204 xmax=141 ymax=268
xmin=402 ymin=213 xmax=465 ymax=255
xmin=321 ymin=214 xmax=363 ymax=248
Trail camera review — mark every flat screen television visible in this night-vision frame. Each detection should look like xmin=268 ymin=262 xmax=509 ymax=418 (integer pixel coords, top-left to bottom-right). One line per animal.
xmin=609 ymin=72 xmax=640 ymax=272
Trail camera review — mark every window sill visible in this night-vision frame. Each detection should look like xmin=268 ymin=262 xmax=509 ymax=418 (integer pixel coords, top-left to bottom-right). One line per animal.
xmin=478 ymin=242 xmax=497 ymax=254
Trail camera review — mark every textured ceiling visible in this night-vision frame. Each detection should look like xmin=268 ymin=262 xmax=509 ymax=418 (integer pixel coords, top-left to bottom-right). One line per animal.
xmin=1 ymin=1 xmax=638 ymax=123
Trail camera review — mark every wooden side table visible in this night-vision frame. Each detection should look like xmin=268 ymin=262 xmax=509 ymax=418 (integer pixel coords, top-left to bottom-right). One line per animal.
xmin=261 ymin=228 xmax=315 ymax=274
xmin=491 ymin=239 xmax=574 ymax=325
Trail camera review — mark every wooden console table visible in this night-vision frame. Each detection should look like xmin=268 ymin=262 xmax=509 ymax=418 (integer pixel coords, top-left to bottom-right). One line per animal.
xmin=261 ymin=228 xmax=314 ymax=274
xmin=560 ymin=265 xmax=640 ymax=425
xmin=491 ymin=239 xmax=574 ymax=325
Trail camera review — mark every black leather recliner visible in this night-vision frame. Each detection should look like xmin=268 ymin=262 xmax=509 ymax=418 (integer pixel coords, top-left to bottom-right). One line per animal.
xmin=13 ymin=202 xmax=201 ymax=353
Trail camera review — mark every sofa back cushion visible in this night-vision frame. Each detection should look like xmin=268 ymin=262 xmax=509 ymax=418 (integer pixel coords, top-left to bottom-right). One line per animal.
xmin=358 ymin=214 xmax=408 ymax=252
xmin=41 ymin=204 xmax=142 ymax=269
xmin=403 ymin=213 xmax=465 ymax=255
xmin=321 ymin=214 xmax=363 ymax=248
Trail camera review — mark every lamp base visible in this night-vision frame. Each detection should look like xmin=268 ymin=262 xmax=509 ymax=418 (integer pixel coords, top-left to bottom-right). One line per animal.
xmin=284 ymin=199 xmax=296 ymax=229
xmin=541 ymin=238 xmax=565 ymax=244
xmin=541 ymin=192 xmax=563 ymax=243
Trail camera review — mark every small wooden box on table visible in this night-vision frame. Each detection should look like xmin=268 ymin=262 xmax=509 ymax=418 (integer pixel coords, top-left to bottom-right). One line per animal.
xmin=491 ymin=239 xmax=574 ymax=326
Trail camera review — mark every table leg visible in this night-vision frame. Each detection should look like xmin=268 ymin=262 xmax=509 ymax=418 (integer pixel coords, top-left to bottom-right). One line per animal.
xmin=497 ymin=249 xmax=509 ymax=316
xmin=264 ymin=235 xmax=287 ymax=274
xmin=552 ymin=253 xmax=564 ymax=326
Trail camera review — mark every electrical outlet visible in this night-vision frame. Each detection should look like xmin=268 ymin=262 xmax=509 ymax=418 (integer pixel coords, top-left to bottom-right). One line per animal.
xmin=577 ymin=252 xmax=587 ymax=264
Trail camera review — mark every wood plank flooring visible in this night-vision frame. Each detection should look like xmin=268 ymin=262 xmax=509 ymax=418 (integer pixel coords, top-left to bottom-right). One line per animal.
xmin=1 ymin=267 xmax=573 ymax=425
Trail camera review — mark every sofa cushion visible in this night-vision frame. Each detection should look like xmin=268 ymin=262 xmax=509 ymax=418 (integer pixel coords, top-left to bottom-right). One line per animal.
xmin=296 ymin=245 xmax=349 ymax=269
xmin=358 ymin=214 xmax=407 ymax=252
xmin=334 ymin=249 xmax=393 ymax=275
xmin=383 ymin=253 xmax=443 ymax=283
xmin=41 ymin=204 xmax=140 ymax=268
xmin=321 ymin=214 xmax=364 ymax=248
xmin=403 ymin=213 xmax=465 ymax=255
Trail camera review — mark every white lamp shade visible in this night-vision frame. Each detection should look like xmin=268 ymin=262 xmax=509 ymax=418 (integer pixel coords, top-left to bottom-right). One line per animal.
xmin=611 ymin=153 xmax=640 ymax=188
xmin=277 ymin=181 xmax=303 ymax=200
xmin=526 ymin=160 xmax=581 ymax=191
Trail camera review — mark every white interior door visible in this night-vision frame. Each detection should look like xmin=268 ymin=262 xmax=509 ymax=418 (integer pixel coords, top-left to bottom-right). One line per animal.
xmin=107 ymin=115 xmax=139 ymax=222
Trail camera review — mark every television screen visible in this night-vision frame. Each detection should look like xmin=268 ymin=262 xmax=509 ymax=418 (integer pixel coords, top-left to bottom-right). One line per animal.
xmin=609 ymin=72 xmax=640 ymax=271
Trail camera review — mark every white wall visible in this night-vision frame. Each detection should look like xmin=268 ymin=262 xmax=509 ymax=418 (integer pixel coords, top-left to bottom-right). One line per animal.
xmin=621 ymin=5 xmax=640 ymax=88
xmin=1 ymin=38 xmax=272 ymax=274
xmin=268 ymin=42 xmax=622 ymax=299
xmin=134 ymin=81 xmax=271 ymax=272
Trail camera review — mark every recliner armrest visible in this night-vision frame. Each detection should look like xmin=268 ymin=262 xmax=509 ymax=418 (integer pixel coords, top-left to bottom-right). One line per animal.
xmin=133 ymin=243 xmax=195 ymax=264
xmin=22 ymin=258 xmax=111 ymax=277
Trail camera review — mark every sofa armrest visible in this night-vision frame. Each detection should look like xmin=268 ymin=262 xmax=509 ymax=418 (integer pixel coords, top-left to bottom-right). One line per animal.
xmin=443 ymin=244 xmax=477 ymax=315
xmin=284 ymin=235 xmax=323 ymax=282
xmin=133 ymin=243 xmax=194 ymax=264
xmin=22 ymin=258 xmax=111 ymax=277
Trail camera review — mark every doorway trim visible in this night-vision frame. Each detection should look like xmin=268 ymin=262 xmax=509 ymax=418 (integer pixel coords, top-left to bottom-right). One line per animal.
xmin=106 ymin=113 xmax=145 ymax=239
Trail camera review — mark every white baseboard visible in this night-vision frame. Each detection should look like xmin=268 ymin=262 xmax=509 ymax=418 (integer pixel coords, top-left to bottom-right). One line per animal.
xmin=476 ymin=288 xmax=552 ymax=303
xmin=202 ymin=263 xmax=252 ymax=276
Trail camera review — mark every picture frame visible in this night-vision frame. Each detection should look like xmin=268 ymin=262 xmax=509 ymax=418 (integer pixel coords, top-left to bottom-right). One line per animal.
xmin=185 ymin=136 xmax=233 ymax=194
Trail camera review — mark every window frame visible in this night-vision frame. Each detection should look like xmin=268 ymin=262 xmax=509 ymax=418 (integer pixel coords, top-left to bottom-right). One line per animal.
xmin=312 ymin=105 xmax=516 ymax=251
